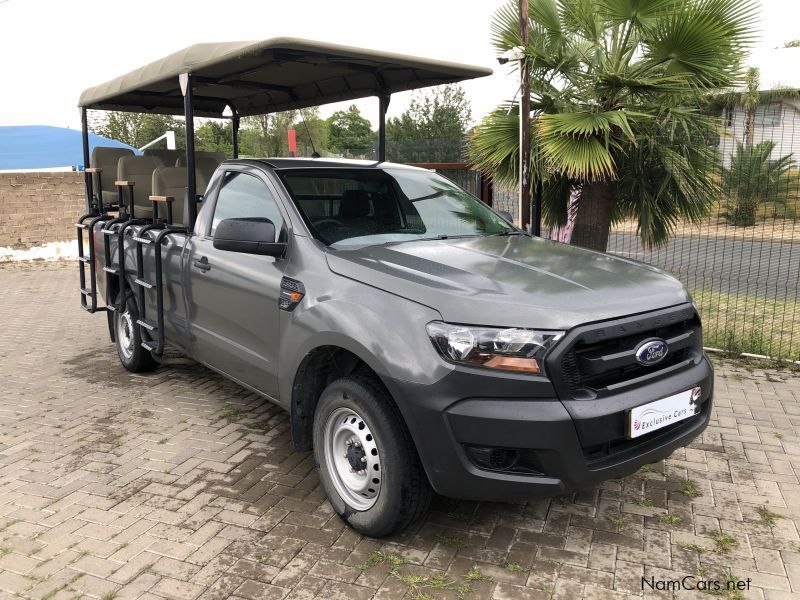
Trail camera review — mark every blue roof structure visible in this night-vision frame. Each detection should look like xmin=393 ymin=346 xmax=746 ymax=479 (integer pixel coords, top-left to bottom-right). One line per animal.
xmin=0 ymin=125 xmax=138 ymax=171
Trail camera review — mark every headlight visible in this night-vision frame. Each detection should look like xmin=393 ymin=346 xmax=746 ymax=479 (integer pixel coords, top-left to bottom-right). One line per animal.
xmin=426 ymin=321 xmax=564 ymax=374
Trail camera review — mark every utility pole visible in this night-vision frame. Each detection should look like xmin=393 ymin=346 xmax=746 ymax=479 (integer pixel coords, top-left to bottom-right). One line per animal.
xmin=519 ymin=0 xmax=532 ymax=233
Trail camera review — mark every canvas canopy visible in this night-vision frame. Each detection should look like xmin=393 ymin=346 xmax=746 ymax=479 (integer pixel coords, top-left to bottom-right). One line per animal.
xmin=78 ymin=37 xmax=492 ymax=117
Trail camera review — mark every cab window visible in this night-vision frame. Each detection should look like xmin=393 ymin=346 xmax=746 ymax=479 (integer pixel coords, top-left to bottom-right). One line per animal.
xmin=210 ymin=171 xmax=284 ymax=238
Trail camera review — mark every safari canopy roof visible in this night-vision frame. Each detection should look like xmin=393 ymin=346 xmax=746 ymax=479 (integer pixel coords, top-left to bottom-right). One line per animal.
xmin=78 ymin=37 xmax=492 ymax=117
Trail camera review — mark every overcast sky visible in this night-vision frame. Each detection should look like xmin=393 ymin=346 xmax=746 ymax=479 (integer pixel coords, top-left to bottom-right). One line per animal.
xmin=1 ymin=0 xmax=799 ymax=132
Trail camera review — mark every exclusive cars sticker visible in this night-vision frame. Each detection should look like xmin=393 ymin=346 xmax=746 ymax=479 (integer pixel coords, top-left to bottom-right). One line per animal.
xmin=628 ymin=387 xmax=701 ymax=439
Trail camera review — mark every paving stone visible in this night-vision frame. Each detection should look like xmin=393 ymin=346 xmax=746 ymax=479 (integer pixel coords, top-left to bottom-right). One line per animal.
xmin=1 ymin=265 xmax=799 ymax=599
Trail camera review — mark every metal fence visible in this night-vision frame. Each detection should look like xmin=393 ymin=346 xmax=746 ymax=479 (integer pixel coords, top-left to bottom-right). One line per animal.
xmin=424 ymin=117 xmax=800 ymax=360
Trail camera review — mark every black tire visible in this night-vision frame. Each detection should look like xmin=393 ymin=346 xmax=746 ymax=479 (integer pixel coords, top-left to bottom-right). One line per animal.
xmin=312 ymin=375 xmax=431 ymax=537
xmin=113 ymin=293 xmax=157 ymax=373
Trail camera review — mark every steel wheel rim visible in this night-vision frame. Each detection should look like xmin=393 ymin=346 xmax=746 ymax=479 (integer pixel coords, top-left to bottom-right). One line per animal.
xmin=117 ymin=309 xmax=135 ymax=360
xmin=323 ymin=405 xmax=382 ymax=511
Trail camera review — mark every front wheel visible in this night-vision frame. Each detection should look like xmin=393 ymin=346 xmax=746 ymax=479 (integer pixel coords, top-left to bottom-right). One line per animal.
xmin=114 ymin=294 xmax=157 ymax=373
xmin=313 ymin=375 xmax=431 ymax=537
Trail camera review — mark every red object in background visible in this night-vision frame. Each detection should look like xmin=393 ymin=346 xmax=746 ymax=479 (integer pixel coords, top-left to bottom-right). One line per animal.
xmin=288 ymin=129 xmax=297 ymax=157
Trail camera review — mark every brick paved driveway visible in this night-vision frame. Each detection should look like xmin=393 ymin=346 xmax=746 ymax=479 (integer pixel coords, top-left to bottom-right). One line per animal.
xmin=0 ymin=263 xmax=799 ymax=600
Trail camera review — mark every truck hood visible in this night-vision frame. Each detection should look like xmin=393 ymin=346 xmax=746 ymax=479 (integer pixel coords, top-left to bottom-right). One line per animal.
xmin=325 ymin=235 xmax=690 ymax=329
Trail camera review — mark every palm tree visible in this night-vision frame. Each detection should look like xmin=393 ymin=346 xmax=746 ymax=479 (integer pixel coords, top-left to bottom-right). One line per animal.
xmin=721 ymin=141 xmax=797 ymax=226
xmin=470 ymin=0 xmax=758 ymax=251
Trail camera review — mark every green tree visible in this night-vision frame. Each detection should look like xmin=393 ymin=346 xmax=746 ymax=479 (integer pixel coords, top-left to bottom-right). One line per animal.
xmin=470 ymin=0 xmax=758 ymax=251
xmin=327 ymin=105 xmax=375 ymax=157
xmin=90 ymin=112 xmax=186 ymax=150
xmin=240 ymin=108 xmax=328 ymax=158
xmin=721 ymin=141 xmax=797 ymax=226
xmin=387 ymin=84 xmax=472 ymax=162
xmin=195 ymin=120 xmax=233 ymax=156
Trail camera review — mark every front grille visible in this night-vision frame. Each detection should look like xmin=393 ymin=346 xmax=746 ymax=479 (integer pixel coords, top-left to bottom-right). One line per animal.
xmin=549 ymin=304 xmax=701 ymax=400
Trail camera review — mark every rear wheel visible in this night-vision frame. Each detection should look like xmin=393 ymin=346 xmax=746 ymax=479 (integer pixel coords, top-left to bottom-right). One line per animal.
xmin=313 ymin=375 xmax=431 ymax=537
xmin=114 ymin=294 xmax=157 ymax=373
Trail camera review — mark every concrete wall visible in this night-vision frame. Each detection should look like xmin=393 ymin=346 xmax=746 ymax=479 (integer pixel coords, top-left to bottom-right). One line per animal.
xmin=0 ymin=172 xmax=85 ymax=250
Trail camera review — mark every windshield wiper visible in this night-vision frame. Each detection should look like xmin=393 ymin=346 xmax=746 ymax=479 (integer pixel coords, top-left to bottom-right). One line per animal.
xmin=486 ymin=229 xmax=523 ymax=237
xmin=404 ymin=234 xmax=481 ymax=242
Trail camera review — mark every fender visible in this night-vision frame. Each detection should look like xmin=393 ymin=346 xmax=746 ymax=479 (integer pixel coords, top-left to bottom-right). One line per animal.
xmin=279 ymin=294 xmax=449 ymax=400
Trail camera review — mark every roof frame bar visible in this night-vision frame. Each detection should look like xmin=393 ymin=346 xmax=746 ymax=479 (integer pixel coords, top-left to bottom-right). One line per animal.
xmin=180 ymin=73 xmax=198 ymax=230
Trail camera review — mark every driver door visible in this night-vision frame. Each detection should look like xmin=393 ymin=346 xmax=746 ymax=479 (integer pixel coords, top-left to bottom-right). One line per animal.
xmin=184 ymin=168 xmax=287 ymax=399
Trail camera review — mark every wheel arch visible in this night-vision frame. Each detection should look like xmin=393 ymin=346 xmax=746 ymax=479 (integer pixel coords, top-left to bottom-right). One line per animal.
xmin=289 ymin=343 xmax=393 ymax=452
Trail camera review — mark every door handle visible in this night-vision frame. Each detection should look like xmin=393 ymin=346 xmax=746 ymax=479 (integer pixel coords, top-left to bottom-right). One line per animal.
xmin=193 ymin=256 xmax=211 ymax=271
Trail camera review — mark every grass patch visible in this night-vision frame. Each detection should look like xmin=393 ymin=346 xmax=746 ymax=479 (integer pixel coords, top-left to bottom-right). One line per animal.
xmin=536 ymin=581 xmax=554 ymax=594
xmin=657 ymin=513 xmax=683 ymax=526
xmin=464 ymin=565 xmax=492 ymax=582
xmin=434 ymin=533 xmax=465 ymax=549
xmin=774 ymin=432 xmax=784 ymax=440
xmin=447 ymin=512 xmax=479 ymax=525
xmin=503 ymin=561 xmax=529 ymax=574
xmin=692 ymin=289 xmax=800 ymax=360
xmin=100 ymin=593 xmax=117 ymax=600
xmin=0 ymin=519 xmax=20 ymax=533
xmin=679 ymin=542 xmax=707 ymax=553
xmin=703 ymin=568 xmax=746 ymax=600
xmin=757 ymin=506 xmax=781 ymax=529
xmin=607 ymin=513 xmax=626 ymax=529
xmin=358 ymin=550 xmax=407 ymax=571
xmin=221 ymin=407 xmax=244 ymax=422
xmin=682 ymin=479 xmax=703 ymax=498
xmin=391 ymin=571 xmax=454 ymax=598
xmin=634 ymin=496 xmax=654 ymax=508
xmin=457 ymin=583 xmax=473 ymax=599
xmin=0 ymin=547 xmax=9 ymax=558
xmin=713 ymin=531 xmax=738 ymax=554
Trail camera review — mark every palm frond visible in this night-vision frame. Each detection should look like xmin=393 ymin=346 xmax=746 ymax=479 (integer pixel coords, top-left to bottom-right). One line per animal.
xmin=539 ymin=134 xmax=617 ymax=180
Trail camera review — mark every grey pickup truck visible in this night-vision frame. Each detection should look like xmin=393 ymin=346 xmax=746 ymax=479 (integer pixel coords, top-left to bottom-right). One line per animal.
xmin=76 ymin=39 xmax=713 ymax=537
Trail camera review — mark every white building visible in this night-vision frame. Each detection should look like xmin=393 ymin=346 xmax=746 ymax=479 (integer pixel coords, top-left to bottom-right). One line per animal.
xmin=719 ymin=47 xmax=800 ymax=166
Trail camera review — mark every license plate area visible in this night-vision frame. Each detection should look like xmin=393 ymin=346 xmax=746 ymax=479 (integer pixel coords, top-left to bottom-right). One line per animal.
xmin=627 ymin=387 xmax=701 ymax=439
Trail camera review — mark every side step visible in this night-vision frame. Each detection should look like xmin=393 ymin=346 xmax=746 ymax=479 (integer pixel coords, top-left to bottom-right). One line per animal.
xmin=134 ymin=278 xmax=156 ymax=289
xmin=136 ymin=318 xmax=157 ymax=332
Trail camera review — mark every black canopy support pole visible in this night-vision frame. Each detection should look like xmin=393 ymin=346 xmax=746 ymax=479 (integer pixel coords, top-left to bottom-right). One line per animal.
xmin=232 ymin=116 xmax=240 ymax=159
xmin=533 ymin=180 xmax=542 ymax=237
xmin=377 ymin=92 xmax=390 ymax=162
xmin=80 ymin=107 xmax=94 ymax=214
xmin=181 ymin=73 xmax=197 ymax=231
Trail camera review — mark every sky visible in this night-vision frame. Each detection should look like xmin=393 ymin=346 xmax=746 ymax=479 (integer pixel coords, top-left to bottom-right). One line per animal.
xmin=1 ymin=0 xmax=799 ymax=133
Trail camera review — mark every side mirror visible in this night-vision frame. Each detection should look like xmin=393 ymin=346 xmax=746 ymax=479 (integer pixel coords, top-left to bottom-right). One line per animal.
xmin=497 ymin=210 xmax=514 ymax=224
xmin=213 ymin=217 xmax=286 ymax=257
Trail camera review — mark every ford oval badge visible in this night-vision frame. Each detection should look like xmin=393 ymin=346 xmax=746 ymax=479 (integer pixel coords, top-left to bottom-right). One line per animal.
xmin=635 ymin=339 xmax=669 ymax=366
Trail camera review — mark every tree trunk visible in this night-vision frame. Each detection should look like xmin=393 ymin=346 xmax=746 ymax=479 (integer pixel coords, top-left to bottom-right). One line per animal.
xmin=570 ymin=182 xmax=616 ymax=252
xmin=745 ymin=107 xmax=755 ymax=147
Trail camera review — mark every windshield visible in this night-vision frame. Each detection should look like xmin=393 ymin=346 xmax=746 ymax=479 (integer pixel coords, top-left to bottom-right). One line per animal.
xmin=276 ymin=168 xmax=515 ymax=248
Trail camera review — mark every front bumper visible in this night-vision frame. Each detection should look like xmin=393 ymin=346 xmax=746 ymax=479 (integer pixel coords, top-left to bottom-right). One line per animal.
xmin=385 ymin=354 xmax=713 ymax=501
